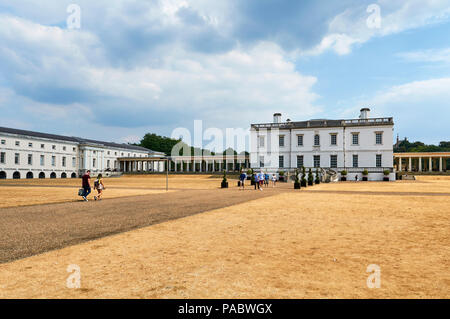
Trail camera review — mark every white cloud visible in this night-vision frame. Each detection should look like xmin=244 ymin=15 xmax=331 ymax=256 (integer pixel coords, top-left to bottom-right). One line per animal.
xmin=397 ymin=48 xmax=450 ymax=64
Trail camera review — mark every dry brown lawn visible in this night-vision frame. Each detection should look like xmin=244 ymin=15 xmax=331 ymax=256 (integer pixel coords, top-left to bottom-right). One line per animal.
xmin=0 ymin=176 xmax=449 ymax=298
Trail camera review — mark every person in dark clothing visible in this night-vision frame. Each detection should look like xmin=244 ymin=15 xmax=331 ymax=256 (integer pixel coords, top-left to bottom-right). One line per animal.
xmin=81 ymin=170 xmax=91 ymax=201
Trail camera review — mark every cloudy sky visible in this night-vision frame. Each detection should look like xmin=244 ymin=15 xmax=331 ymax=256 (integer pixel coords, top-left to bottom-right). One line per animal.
xmin=0 ymin=0 xmax=450 ymax=147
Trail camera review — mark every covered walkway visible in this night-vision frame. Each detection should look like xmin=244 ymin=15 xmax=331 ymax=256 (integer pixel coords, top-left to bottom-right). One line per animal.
xmin=394 ymin=152 xmax=450 ymax=172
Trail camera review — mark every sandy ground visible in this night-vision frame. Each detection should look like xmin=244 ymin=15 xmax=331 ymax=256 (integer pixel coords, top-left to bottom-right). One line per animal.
xmin=0 ymin=176 xmax=448 ymax=298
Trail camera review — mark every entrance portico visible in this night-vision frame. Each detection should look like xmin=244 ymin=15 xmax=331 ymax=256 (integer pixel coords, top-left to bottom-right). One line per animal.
xmin=394 ymin=152 xmax=450 ymax=172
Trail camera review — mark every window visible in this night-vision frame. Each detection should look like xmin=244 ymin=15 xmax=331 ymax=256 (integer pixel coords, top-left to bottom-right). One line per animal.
xmin=376 ymin=132 xmax=383 ymax=145
xmin=28 ymin=154 xmax=32 ymax=165
xmin=313 ymin=155 xmax=321 ymax=168
xmin=1 ymin=139 xmax=5 ymax=145
xmin=279 ymin=155 xmax=284 ymax=168
xmin=28 ymin=142 xmax=33 ymax=147
xmin=72 ymin=157 xmax=76 ymax=167
xmin=297 ymin=155 xmax=304 ymax=168
xmin=93 ymin=158 xmax=96 ymax=168
xmin=15 ymin=153 xmax=20 ymax=164
xmin=41 ymin=144 xmax=45 ymax=149
xmin=376 ymin=154 xmax=382 ymax=168
xmin=63 ymin=146 xmax=66 ymax=151
xmin=330 ymin=134 xmax=337 ymax=146
xmin=62 ymin=156 xmax=66 ymax=167
xmin=330 ymin=155 xmax=338 ymax=168
xmin=107 ymin=160 xmax=110 ymax=168
xmin=353 ymin=155 xmax=359 ymax=168
xmin=297 ymin=135 xmax=303 ymax=146
xmin=107 ymin=151 xmax=110 ymax=155
xmin=279 ymin=135 xmax=285 ymax=147
xmin=73 ymin=147 xmax=76 ymax=152
xmin=0 ymin=152 xmax=5 ymax=164
xmin=51 ymin=156 xmax=56 ymax=166
xmin=314 ymin=134 xmax=320 ymax=146
xmin=259 ymin=156 xmax=264 ymax=168
xmin=15 ymin=141 xmax=20 ymax=146
xmin=258 ymin=136 xmax=265 ymax=148
xmin=115 ymin=152 xmax=117 ymax=156
xmin=52 ymin=145 xmax=56 ymax=150
xmin=40 ymin=155 xmax=45 ymax=166
xmin=352 ymin=133 xmax=359 ymax=145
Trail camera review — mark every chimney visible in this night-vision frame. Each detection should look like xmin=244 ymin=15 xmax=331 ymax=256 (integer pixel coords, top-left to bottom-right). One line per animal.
xmin=359 ymin=108 xmax=370 ymax=120
xmin=273 ymin=113 xmax=282 ymax=123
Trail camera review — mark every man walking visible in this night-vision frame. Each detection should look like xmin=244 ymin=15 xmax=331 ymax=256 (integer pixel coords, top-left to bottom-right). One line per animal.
xmin=81 ymin=170 xmax=91 ymax=201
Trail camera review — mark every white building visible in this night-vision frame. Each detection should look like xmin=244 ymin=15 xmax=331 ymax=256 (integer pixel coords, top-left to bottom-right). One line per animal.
xmin=250 ymin=108 xmax=395 ymax=181
xmin=0 ymin=127 xmax=165 ymax=179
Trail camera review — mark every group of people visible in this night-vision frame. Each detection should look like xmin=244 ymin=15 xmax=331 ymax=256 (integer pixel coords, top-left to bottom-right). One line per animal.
xmin=238 ymin=171 xmax=277 ymax=190
xmin=81 ymin=170 xmax=105 ymax=202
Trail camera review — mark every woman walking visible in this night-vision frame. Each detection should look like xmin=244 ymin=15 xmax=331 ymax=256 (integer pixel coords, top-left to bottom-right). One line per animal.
xmin=94 ymin=174 xmax=105 ymax=201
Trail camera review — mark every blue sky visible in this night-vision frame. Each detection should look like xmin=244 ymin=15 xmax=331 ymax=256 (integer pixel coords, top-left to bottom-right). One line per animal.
xmin=0 ymin=0 xmax=449 ymax=146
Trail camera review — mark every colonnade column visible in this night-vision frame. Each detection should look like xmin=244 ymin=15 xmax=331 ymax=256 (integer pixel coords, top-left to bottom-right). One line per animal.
xmin=429 ymin=158 xmax=433 ymax=172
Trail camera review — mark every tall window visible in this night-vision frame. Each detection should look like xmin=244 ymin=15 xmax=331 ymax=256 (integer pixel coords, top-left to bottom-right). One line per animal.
xmin=352 ymin=133 xmax=359 ymax=145
xmin=259 ymin=156 xmax=264 ymax=168
xmin=63 ymin=146 xmax=66 ymax=151
xmin=41 ymin=144 xmax=45 ymax=149
xmin=0 ymin=152 xmax=5 ymax=164
xmin=376 ymin=132 xmax=383 ymax=145
xmin=52 ymin=145 xmax=56 ymax=150
xmin=330 ymin=134 xmax=337 ymax=146
xmin=314 ymin=155 xmax=320 ymax=168
xmin=93 ymin=158 xmax=96 ymax=168
xmin=279 ymin=135 xmax=285 ymax=147
xmin=28 ymin=154 xmax=32 ymax=165
xmin=353 ymin=155 xmax=359 ymax=168
xmin=330 ymin=155 xmax=338 ymax=168
xmin=376 ymin=154 xmax=382 ymax=168
xmin=51 ymin=156 xmax=56 ymax=166
xmin=40 ymin=155 xmax=45 ymax=166
xmin=259 ymin=136 xmax=265 ymax=147
xmin=279 ymin=155 xmax=284 ymax=168
xmin=72 ymin=157 xmax=76 ymax=167
xmin=314 ymin=134 xmax=320 ymax=146
xmin=62 ymin=156 xmax=66 ymax=167
xmin=297 ymin=135 xmax=304 ymax=146
xmin=107 ymin=160 xmax=110 ymax=168
xmin=297 ymin=155 xmax=304 ymax=168
xmin=15 ymin=153 xmax=20 ymax=164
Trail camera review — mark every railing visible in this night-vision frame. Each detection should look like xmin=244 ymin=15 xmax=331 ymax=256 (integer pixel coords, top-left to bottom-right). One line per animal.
xmin=251 ymin=117 xmax=393 ymax=129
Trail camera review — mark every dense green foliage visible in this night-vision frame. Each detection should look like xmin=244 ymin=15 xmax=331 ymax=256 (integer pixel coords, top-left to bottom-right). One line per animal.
xmin=395 ymin=140 xmax=450 ymax=153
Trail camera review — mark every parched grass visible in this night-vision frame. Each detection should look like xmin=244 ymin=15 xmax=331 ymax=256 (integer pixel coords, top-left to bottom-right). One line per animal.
xmin=0 ymin=177 xmax=449 ymax=298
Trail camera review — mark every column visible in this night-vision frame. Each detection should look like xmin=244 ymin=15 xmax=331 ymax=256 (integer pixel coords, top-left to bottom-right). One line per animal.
xmin=408 ymin=157 xmax=412 ymax=172
xmin=212 ymin=160 xmax=215 ymax=172
xmin=419 ymin=157 xmax=422 ymax=172
xmin=439 ymin=157 xmax=443 ymax=172
xmin=398 ymin=157 xmax=402 ymax=171
xmin=429 ymin=157 xmax=433 ymax=172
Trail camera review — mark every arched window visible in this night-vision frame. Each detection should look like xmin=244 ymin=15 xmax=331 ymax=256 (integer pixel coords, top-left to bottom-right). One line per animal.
xmin=50 ymin=172 xmax=57 ymax=179
xmin=314 ymin=134 xmax=320 ymax=146
xmin=13 ymin=171 xmax=21 ymax=179
xmin=61 ymin=172 xmax=67 ymax=178
xmin=39 ymin=172 xmax=45 ymax=179
xmin=71 ymin=172 xmax=77 ymax=178
xmin=26 ymin=172 xmax=34 ymax=179
xmin=0 ymin=171 xmax=6 ymax=179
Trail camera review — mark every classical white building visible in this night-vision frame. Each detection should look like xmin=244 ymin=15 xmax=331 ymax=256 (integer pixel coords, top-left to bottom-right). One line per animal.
xmin=250 ymin=108 xmax=395 ymax=181
xmin=0 ymin=127 xmax=165 ymax=179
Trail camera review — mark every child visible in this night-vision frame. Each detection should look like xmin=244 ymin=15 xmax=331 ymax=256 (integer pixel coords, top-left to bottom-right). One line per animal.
xmin=93 ymin=174 xmax=105 ymax=200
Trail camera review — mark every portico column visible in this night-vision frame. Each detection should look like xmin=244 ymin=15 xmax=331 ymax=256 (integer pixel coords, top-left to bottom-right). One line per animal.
xmin=429 ymin=157 xmax=433 ymax=172
xmin=439 ymin=157 xmax=443 ymax=172
xmin=419 ymin=157 xmax=422 ymax=172
xmin=408 ymin=157 xmax=412 ymax=172
xmin=398 ymin=157 xmax=402 ymax=171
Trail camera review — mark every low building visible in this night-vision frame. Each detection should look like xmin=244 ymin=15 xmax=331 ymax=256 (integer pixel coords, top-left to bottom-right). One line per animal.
xmin=0 ymin=127 xmax=165 ymax=179
xmin=250 ymin=108 xmax=395 ymax=181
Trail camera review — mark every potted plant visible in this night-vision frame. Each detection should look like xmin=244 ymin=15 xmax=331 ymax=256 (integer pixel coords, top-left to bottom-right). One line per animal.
xmin=278 ymin=170 xmax=285 ymax=182
xmin=308 ymin=168 xmax=314 ymax=186
xmin=383 ymin=169 xmax=390 ymax=182
xmin=294 ymin=169 xmax=301 ymax=189
xmin=315 ymin=168 xmax=321 ymax=184
xmin=362 ymin=169 xmax=369 ymax=181
xmin=221 ymin=171 xmax=228 ymax=188
xmin=341 ymin=170 xmax=348 ymax=181
xmin=301 ymin=166 xmax=307 ymax=187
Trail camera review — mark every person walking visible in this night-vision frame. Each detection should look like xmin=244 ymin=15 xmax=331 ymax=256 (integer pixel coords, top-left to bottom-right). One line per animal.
xmin=272 ymin=173 xmax=277 ymax=187
xmin=94 ymin=174 xmax=105 ymax=200
xmin=258 ymin=171 xmax=264 ymax=191
xmin=254 ymin=173 xmax=259 ymax=190
xmin=239 ymin=171 xmax=246 ymax=190
xmin=81 ymin=170 xmax=91 ymax=201
xmin=264 ymin=172 xmax=270 ymax=188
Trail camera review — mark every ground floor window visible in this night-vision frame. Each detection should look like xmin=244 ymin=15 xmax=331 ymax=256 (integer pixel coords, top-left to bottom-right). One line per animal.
xmin=279 ymin=155 xmax=284 ymax=168
xmin=353 ymin=155 xmax=359 ymax=168
xmin=297 ymin=155 xmax=304 ymax=168
xmin=376 ymin=154 xmax=382 ymax=168
xmin=330 ymin=155 xmax=337 ymax=168
xmin=314 ymin=155 xmax=320 ymax=168
xmin=259 ymin=156 xmax=264 ymax=168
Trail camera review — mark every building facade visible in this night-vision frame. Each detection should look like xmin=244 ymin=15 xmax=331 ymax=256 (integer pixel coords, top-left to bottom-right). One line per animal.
xmin=250 ymin=109 xmax=395 ymax=181
xmin=0 ymin=127 xmax=165 ymax=179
